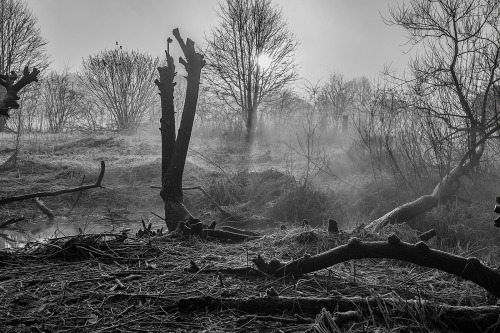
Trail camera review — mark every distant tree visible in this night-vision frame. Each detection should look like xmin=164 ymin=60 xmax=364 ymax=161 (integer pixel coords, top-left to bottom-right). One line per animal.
xmin=366 ymin=0 xmax=500 ymax=231
xmin=79 ymin=47 xmax=160 ymax=131
xmin=205 ymin=0 xmax=299 ymax=143
xmin=0 ymin=0 xmax=50 ymax=131
xmin=41 ymin=68 xmax=79 ymax=133
xmin=318 ymin=72 xmax=355 ymax=132
xmin=16 ymin=80 xmax=41 ymax=132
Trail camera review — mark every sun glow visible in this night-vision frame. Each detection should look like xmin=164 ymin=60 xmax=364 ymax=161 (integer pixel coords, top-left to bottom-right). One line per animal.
xmin=257 ymin=53 xmax=272 ymax=69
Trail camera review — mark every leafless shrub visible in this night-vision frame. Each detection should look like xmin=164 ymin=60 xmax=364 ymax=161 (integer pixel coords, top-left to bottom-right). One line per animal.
xmin=79 ymin=46 xmax=159 ymax=132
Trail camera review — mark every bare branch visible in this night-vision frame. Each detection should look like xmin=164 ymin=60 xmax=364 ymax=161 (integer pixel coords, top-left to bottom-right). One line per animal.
xmin=0 ymin=161 xmax=105 ymax=205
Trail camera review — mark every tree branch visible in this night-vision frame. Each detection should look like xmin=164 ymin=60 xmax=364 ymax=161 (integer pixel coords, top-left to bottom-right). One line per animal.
xmin=0 ymin=161 xmax=105 ymax=205
xmin=253 ymin=234 xmax=500 ymax=298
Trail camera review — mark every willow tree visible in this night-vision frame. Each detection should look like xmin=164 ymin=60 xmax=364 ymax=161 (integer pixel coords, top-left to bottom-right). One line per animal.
xmin=366 ymin=0 xmax=500 ymax=231
xmin=205 ymin=0 xmax=299 ymax=143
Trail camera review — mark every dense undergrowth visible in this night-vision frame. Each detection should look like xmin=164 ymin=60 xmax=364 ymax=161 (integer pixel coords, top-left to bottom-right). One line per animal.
xmin=0 ymin=124 xmax=499 ymax=260
xmin=1 ymin=126 xmax=500 ymax=332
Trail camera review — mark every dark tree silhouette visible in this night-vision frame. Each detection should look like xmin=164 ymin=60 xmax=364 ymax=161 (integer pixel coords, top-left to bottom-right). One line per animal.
xmin=155 ymin=29 xmax=205 ymax=232
xmin=366 ymin=0 xmax=500 ymax=231
xmin=0 ymin=66 xmax=40 ymax=120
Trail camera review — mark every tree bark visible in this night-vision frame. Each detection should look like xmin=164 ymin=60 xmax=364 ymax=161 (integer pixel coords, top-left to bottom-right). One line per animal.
xmin=365 ymin=144 xmax=482 ymax=232
xmin=156 ymin=29 xmax=205 ymax=232
xmin=253 ymin=234 xmax=500 ymax=298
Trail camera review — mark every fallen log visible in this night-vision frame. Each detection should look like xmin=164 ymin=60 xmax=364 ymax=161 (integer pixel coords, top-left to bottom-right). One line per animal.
xmin=364 ymin=145 xmax=482 ymax=232
xmin=0 ymin=161 xmax=105 ymax=205
xmin=253 ymin=234 xmax=500 ymax=298
xmin=175 ymin=295 xmax=500 ymax=333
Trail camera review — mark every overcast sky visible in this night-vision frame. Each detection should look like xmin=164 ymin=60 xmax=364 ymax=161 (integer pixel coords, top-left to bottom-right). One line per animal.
xmin=24 ymin=0 xmax=411 ymax=84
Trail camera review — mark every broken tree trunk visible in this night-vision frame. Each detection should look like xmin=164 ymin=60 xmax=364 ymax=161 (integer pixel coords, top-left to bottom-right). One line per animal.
xmin=253 ymin=234 xmax=500 ymax=298
xmin=0 ymin=66 xmax=40 ymax=118
xmin=365 ymin=144 xmax=484 ymax=232
xmin=155 ymin=29 xmax=205 ymax=232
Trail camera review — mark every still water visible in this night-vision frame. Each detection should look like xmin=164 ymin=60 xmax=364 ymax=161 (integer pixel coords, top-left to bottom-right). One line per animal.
xmin=0 ymin=213 xmax=164 ymax=249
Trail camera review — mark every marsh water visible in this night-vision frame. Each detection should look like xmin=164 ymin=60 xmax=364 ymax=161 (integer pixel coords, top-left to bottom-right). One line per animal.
xmin=0 ymin=212 xmax=165 ymax=249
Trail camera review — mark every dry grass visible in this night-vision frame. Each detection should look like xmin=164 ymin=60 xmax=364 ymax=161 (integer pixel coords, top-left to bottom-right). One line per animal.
xmin=0 ymin=227 xmax=495 ymax=332
xmin=1 ymin=128 xmax=500 ymax=331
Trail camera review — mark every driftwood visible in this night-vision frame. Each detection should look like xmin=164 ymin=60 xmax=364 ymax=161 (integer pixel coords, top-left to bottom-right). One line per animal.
xmin=175 ymin=295 xmax=500 ymax=333
xmin=0 ymin=161 xmax=105 ymax=205
xmin=253 ymin=234 xmax=500 ymax=298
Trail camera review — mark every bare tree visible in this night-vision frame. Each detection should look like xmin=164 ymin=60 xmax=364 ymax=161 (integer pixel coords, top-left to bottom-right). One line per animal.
xmin=79 ymin=46 xmax=159 ymax=131
xmin=42 ymin=68 xmax=79 ymax=133
xmin=366 ymin=0 xmax=500 ymax=231
xmin=205 ymin=0 xmax=299 ymax=143
xmin=318 ymin=72 xmax=355 ymax=132
xmin=0 ymin=0 xmax=49 ymax=131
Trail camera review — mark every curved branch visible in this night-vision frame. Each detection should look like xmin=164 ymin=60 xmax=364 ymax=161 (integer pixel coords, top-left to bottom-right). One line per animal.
xmin=0 ymin=161 xmax=105 ymax=205
xmin=254 ymin=234 xmax=500 ymax=298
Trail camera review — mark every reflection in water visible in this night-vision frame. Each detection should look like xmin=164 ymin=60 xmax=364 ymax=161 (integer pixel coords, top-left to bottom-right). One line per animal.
xmin=0 ymin=214 xmax=163 ymax=249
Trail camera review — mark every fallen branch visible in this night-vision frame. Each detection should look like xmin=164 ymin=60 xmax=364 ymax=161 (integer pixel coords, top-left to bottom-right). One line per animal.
xmin=34 ymin=197 xmax=55 ymax=222
xmin=364 ymin=162 xmax=471 ymax=232
xmin=419 ymin=229 xmax=437 ymax=242
xmin=253 ymin=234 xmax=500 ymax=298
xmin=220 ymin=226 xmax=260 ymax=237
xmin=0 ymin=216 xmax=24 ymax=229
xmin=152 ymin=184 xmax=237 ymax=220
xmin=204 ymin=229 xmax=260 ymax=242
xmin=179 ymin=221 xmax=260 ymax=242
xmin=0 ymin=161 xmax=105 ymax=205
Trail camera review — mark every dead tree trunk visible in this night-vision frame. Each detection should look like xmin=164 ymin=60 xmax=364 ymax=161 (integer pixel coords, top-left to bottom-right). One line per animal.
xmin=155 ymin=29 xmax=205 ymax=232
xmin=365 ymin=144 xmax=484 ymax=232
xmin=0 ymin=66 xmax=40 ymax=119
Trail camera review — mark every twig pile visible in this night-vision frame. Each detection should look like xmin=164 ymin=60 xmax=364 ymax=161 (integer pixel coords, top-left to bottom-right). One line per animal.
xmin=0 ymin=228 xmax=497 ymax=332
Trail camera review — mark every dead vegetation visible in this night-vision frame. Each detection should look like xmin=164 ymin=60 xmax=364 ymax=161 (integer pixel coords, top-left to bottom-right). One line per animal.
xmin=1 ymin=227 xmax=499 ymax=333
xmin=1 ymin=128 xmax=500 ymax=332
